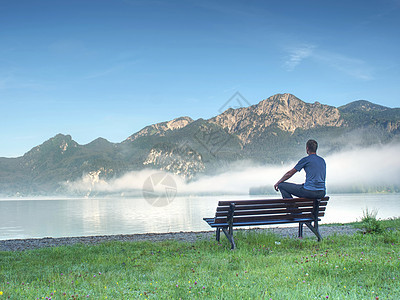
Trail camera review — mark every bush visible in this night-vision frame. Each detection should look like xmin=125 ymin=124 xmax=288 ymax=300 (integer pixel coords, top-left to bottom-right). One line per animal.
xmin=360 ymin=208 xmax=383 ymax=234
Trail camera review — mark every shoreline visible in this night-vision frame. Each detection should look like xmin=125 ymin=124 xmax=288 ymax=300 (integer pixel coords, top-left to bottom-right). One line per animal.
xmin=0 ymin=224 xmax=361 ymax=252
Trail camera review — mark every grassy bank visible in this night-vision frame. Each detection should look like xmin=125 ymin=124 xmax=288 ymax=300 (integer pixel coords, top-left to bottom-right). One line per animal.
xmin=0 ymin=219 xmax=399 ymax=299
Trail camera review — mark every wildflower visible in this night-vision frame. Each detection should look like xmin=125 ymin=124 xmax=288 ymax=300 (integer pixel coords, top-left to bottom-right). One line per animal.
xmin=0 ymin=291 xmax=3 ymax=295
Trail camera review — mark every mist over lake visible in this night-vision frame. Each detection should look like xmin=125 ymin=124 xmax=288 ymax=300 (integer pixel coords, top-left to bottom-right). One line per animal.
xmin=64 ymin=142 xmax=400 ymax=196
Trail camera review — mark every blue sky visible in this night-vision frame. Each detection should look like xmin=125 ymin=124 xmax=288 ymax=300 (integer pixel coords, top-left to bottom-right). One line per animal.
xmin=1 ymin=0 xmax=399 ymax=157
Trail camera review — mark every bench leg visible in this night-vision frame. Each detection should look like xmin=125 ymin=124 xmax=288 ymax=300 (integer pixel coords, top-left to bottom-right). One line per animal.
xmin=304 ymin=221 xmax=323 ymax=241
xmin=298 ymin=222 xmax=304 ymax=238
xmin=222 ymin=227 xmax=236 ymax=250
xmin=216 ymin=228 xmax=221 ymax=242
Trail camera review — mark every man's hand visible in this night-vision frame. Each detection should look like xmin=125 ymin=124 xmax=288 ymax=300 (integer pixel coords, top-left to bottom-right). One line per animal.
xmin=274 ymin=168 xmax=297 ymax=192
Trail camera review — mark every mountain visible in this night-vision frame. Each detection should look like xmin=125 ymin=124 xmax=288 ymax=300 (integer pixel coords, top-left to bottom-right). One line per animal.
xmin=339 ymin=100 xmax=389 ymax=113
xmin=339 ymin=100 xmax=400 ymax=134
xmin=211 ymin=93 xmax=343 ymax=142
xmin=125 ymin=116 xmax=194 ymax=142
xmin=1 ymin=93 xmax=399 ymax=196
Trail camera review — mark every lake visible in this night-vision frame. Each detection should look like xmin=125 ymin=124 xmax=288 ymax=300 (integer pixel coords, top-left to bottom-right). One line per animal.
xmin=0 ymin=194 xmax=399 ymax=240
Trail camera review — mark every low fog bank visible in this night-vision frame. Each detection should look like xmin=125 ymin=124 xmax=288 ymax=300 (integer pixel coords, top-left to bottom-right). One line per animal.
xmin=67 ymin=142 xmax=400 ymax=196
xmin=325 ymin=142 xmax=400 ymax=193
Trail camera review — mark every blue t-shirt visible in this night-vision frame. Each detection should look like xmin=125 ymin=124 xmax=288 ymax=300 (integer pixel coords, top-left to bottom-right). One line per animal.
xmin=294 ymin=154 xmax=326 ymax=191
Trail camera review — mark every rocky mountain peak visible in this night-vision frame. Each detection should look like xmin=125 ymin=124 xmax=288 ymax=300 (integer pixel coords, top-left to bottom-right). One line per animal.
xmin=126 ymin=116 xmax=194 ymax=142
xmin=210 ymin=93 xmax=343 ymax=144
xmin=255 ymin=93 xmax=303 ymax=114
xmin=165 ymin=116 xmax=193 ymax=130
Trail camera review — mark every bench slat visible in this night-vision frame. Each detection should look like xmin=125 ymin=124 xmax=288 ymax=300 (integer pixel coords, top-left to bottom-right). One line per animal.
xmin=231 ymin=213 xmax=322 ymax=223
xmin=214 ymin=212 xmax=324 ymax=224
xmin=206 ymin=218 xmax=322 ymax=228
xmin=216 ymin=201 xmax=328 ymax=211
xmin=218 ymin=205 xmax=326 ymax=212
xmin=215 ymin=207 xmax=326 ymax=217
xmin=218 ymin=197 xmax=329 ymax=206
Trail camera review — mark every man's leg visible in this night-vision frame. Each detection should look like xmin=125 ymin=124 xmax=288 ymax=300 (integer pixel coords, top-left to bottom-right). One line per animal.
xmin=278 ymin=182 xmax=304 ymax=217
xmin=277 ymin=182 xmax=304 ymax=198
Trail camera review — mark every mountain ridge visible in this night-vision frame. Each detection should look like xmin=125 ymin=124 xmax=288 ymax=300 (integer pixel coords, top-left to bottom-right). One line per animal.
xmin=339 ymin=100 xmax=389 ymax=113
xmin=125 ymin=116 xmax=194 ymax=143
xmin=209 ymin=93 xmax=344 ymax=145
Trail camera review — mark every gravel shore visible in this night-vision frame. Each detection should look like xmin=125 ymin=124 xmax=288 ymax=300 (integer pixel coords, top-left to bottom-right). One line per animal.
xmin=0 ymin=224 xmax=362 ymax=252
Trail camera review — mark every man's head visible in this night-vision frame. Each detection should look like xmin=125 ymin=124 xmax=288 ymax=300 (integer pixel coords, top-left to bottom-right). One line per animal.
xmin=306 ymin=139 xmax=318 ymax=154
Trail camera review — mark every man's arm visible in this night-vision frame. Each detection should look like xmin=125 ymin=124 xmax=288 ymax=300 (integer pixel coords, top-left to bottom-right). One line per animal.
xmin=274 ymin=168 xmax=297 ymax=191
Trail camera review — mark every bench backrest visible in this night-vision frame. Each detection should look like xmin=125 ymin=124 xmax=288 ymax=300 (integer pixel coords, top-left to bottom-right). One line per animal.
xmin=214 ymin=197 xmax=329 ymax=224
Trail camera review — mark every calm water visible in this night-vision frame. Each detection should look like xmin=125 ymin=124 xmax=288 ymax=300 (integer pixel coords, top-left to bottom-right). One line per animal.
xmin=0 ymin=194 xmax=399 ymax=240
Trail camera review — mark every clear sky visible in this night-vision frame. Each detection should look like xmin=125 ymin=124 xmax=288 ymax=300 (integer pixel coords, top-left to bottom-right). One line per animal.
xmin=1 ymin=0 xmax=399 ymax=157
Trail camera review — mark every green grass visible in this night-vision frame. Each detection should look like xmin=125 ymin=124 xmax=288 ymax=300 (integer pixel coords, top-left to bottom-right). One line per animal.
xmin=0 ymin=219 xmax=399 ymax=299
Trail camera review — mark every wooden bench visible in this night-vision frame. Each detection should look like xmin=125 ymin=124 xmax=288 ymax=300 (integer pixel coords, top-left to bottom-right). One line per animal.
xmin=203 ymin=197 xmax=329 ymax=249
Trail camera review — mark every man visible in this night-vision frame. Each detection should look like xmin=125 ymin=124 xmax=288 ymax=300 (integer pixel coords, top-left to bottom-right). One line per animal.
xmin=274 ymin=139 xmax=326 ymax=199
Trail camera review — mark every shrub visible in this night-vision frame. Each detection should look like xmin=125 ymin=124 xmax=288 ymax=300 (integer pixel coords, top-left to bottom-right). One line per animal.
xmin=360 ymin=208 xmax=383 ymax=234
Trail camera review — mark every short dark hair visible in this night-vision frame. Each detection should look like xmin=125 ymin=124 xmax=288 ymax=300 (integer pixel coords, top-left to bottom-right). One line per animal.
xmin=306 ymin=139 xmax=318 ymax=153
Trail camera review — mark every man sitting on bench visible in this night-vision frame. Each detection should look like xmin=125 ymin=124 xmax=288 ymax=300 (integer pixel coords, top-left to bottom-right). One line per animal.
xmin=274 ymin=139 xmax=326 ymax=200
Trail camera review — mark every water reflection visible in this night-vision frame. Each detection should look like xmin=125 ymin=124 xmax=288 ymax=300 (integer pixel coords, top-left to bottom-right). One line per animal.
xmin=0 ymin=194 xmax=399 ymax=240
